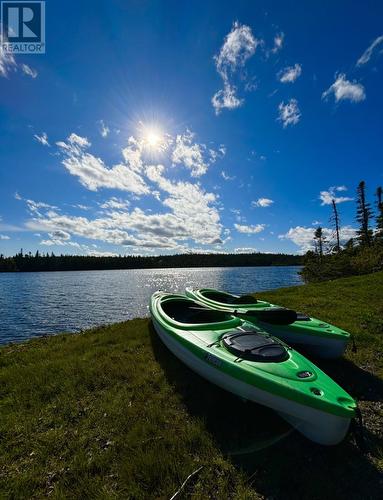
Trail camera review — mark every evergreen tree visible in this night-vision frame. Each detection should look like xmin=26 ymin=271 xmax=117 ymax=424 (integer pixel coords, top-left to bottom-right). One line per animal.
xmin=330 ymin=199 xmax=341 ymax=252
xmin=376 ymin=186 xmax=383 ymax=242
xmin=356 ymin=181 xmax=373 ymax=246
xmin=314 ymin=227 xmax=325 ymax=257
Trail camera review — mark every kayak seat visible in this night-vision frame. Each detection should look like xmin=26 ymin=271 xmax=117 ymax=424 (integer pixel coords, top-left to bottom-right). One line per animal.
xmin=247 ymin=308 xmax=297 ymax=325
xmin=296 ymin=312 xmax=311 ymax=321
xmin=232 ymin=294 xmax=258 ymax=304
xmin=222 ymin=331 xmax=289 ymax=362
xmin=162 ymin=299 xmax=232 ymax=325
xmin=203 ymin=291 xmax=257 ymax=305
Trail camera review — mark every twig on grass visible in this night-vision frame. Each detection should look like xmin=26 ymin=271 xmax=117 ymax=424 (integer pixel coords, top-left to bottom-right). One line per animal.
xmin=169 ymin=465 xmax=204 ymax=500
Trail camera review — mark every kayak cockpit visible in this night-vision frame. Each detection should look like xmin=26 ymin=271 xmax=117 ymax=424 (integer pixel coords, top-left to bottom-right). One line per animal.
xmin=162 ymin=298 xmax=232 ymax=324
xmin=201 ymin=289 xmax=258 ymax=305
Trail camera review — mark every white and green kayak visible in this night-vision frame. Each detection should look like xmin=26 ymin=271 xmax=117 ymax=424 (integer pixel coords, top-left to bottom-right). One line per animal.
xmin=185 ymin=288 xmax=350 ymax=359
xmin=150 ymin=291 xmax=356 ymax=445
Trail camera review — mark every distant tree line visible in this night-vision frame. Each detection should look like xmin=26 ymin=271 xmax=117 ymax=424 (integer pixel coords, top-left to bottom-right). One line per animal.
xmin=302 ymin=180 xmax=383 ymax=282
xmin=0 ymin=251 xmax=302 ymax=273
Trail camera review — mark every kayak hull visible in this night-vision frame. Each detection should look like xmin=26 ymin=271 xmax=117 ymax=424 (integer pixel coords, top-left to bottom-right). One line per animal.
xmin=252 ymin=322 xmax=348 ymax=360
xmin=152 ymin=315 xmax=352 ymax=445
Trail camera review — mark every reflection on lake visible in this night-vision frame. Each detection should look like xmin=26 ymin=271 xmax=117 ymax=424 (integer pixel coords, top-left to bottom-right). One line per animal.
xmin=0 ymin=266 xmax=302 ymax=344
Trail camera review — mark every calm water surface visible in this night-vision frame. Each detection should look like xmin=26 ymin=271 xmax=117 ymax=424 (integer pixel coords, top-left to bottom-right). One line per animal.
xmin=0 ymin=266 xmax=302 ymax=344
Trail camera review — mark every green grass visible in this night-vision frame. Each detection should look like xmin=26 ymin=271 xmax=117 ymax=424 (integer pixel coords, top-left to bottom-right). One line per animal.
xmin=1 ymin=272 xmax=382 ymax=499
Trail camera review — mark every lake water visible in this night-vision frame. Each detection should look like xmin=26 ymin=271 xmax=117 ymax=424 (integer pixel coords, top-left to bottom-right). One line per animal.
xmin=0 ymin=266 xmax=302 ymax=345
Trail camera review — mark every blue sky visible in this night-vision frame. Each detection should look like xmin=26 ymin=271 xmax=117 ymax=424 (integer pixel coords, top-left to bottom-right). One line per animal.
xmin=0 ymin=0 xmax=382 ymax=256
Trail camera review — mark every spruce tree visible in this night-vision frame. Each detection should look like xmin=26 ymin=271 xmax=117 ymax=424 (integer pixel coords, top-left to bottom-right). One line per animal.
xmin=330 ymin=199 xmax=341 ymax=252
xmin=314 ymin=227 xmax=325 ymax=257
xmin=376 ymin=186 xmax=383 ymax=241
xmin=356 ymin=181 xmax=373 ymax=246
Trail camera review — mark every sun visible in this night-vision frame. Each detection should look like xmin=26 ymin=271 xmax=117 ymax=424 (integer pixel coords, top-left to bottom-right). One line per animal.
xmin=138 ymin=123 xmax=169 ymax=154
xmin=145 ymin=130 xmax=162 ymax=148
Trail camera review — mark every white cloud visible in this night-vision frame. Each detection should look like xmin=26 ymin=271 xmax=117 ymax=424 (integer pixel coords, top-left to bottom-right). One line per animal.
xmin=21 ymin=64 xmax=38 ymax=78
xmin=234 ymin=247 xmax=258 ymax=253
xmin=356 ymin=35 xmax=383 ymax=66
xmin=214 ymin=22 xmax=258 ymax=78
xmin=50 ymin=230 xmax=71 ymax=240
xmin=234 ymin=223 xmax=266 ymax=234
xmin=56 ymin=133 xmax=149 ymax=195
xmin=34 ymin=132 xmax=50 ymax=146
xmin=146 ymin=165 xmax=222 ymax=245
xmin=0 ymin=43 xmax=16 ymax=77
xmin=171 ymin=130 xmax=219 ymax=177
xmin=0 ymin=34 xmax=37 ymax=78
xmin=98 ymin=120 xmax=110 ymax=138
xmin=0 ymin=234 xmax=10 ymax=240
xmin=24 ymin=163 xmax=223 ymax=251
xmin=221 ymin=170 xmax=236 ymax=181
xmin=280 ymin=225 xmax=357 ymax=252
xmin=27 ymin=127 xmax=228 ymax=251
xmin=212 ymin=22 xmax=260 ymax=114
xmin=271 ymin=32 xmax=284 ymax=54
xmin=278 ymin=63 xmax=302 ymax=83
xmin=100 ymin=197 xmax=130 ymax=210
xmin=212 ymin=83 xmax=243 ymax=114
xmin=252 ymin=198 xmax=274 ymax=208
xmin=322 ymin=74 xmax=366 ymax=103
xmin=278 ymin=99 xmax=301 ymax=127
xmin=319 ymin=186 xmax=353 ymax=205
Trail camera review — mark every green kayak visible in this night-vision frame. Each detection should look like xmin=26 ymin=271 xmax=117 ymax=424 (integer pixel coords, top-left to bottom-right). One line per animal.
xmin=185 ymin=288 xmax=350 ymax=359
xmin=150 ymin=292 xmax=356 ymax=445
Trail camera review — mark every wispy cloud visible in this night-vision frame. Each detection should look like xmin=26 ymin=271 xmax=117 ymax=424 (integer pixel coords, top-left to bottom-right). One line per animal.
xmin=0 ymin=33 xmax=37 ymax=78
xmin=322 ymin=74 xmax=365 ymax=103
xmin=271 ymin=32 xmax=284 ymax=54
xmin=100 ymin=197 xmax=130 ymax=210
xmin=56 ymin=133 xmax=150 ymax=194
xmin=319 ymin=186 xmax=353 ymax=205
xmin=21 ymin=64 xmax=38 ymax=78
xmin=221 ymin=170 xmax=236 ymax=181
xmin=278 ymin=63 xmax=302 ymax=83
xmin=25 ymin=172 xmax=222 ymax=250
xmin=171 ymin=130 xmax=220 ymax=177
xmin=28 ymin=126 xmax=225 ymax=251
xmin=98 ymin=120 xmax=110 ymax=138
xmin=252 ymin=198 xmax=274 ymax=208
xmin=34 ymin=132 xmax=50 ymax=146
xmin=212 ymin=83 xmax=243 ymax=114
xmin=234 ymin=223 xmax=265 ymax=234
xmin=212 ymin=22 xmax=260 ymax=114
xmin=356 ymin=35 xmax=383 ymax=66
xmin=0 ymin=234 xmax=10 ymax=240
xmin=0 ymin=42 xmax=16 ymax=77
xmin=278 ymin=99 xmax=301 ymax=127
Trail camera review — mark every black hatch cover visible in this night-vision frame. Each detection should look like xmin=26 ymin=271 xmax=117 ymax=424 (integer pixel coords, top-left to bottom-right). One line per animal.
xmin=222 ymin=331 xmax=289 ymax=363
xmin=248 ymin=307 xmax=297 ymax=325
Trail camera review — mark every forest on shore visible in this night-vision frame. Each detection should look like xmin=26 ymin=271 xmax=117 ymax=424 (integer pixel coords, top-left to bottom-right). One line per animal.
xmin=302 ymin=180 xmax=383 ymax=282
xmin=0 ymin=251 xmax=302 ymax=273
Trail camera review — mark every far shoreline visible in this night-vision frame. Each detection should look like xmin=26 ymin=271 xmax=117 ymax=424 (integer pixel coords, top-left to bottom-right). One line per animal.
xmin=0 ymin=251 xmax=303 ymax=273
xmin=0 ymin=263 xmax=303 ymax=274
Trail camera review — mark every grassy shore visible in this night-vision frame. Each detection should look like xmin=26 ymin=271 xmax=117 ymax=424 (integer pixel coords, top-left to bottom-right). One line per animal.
xmin=1 ymin=272 xmax=382 ymax=499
